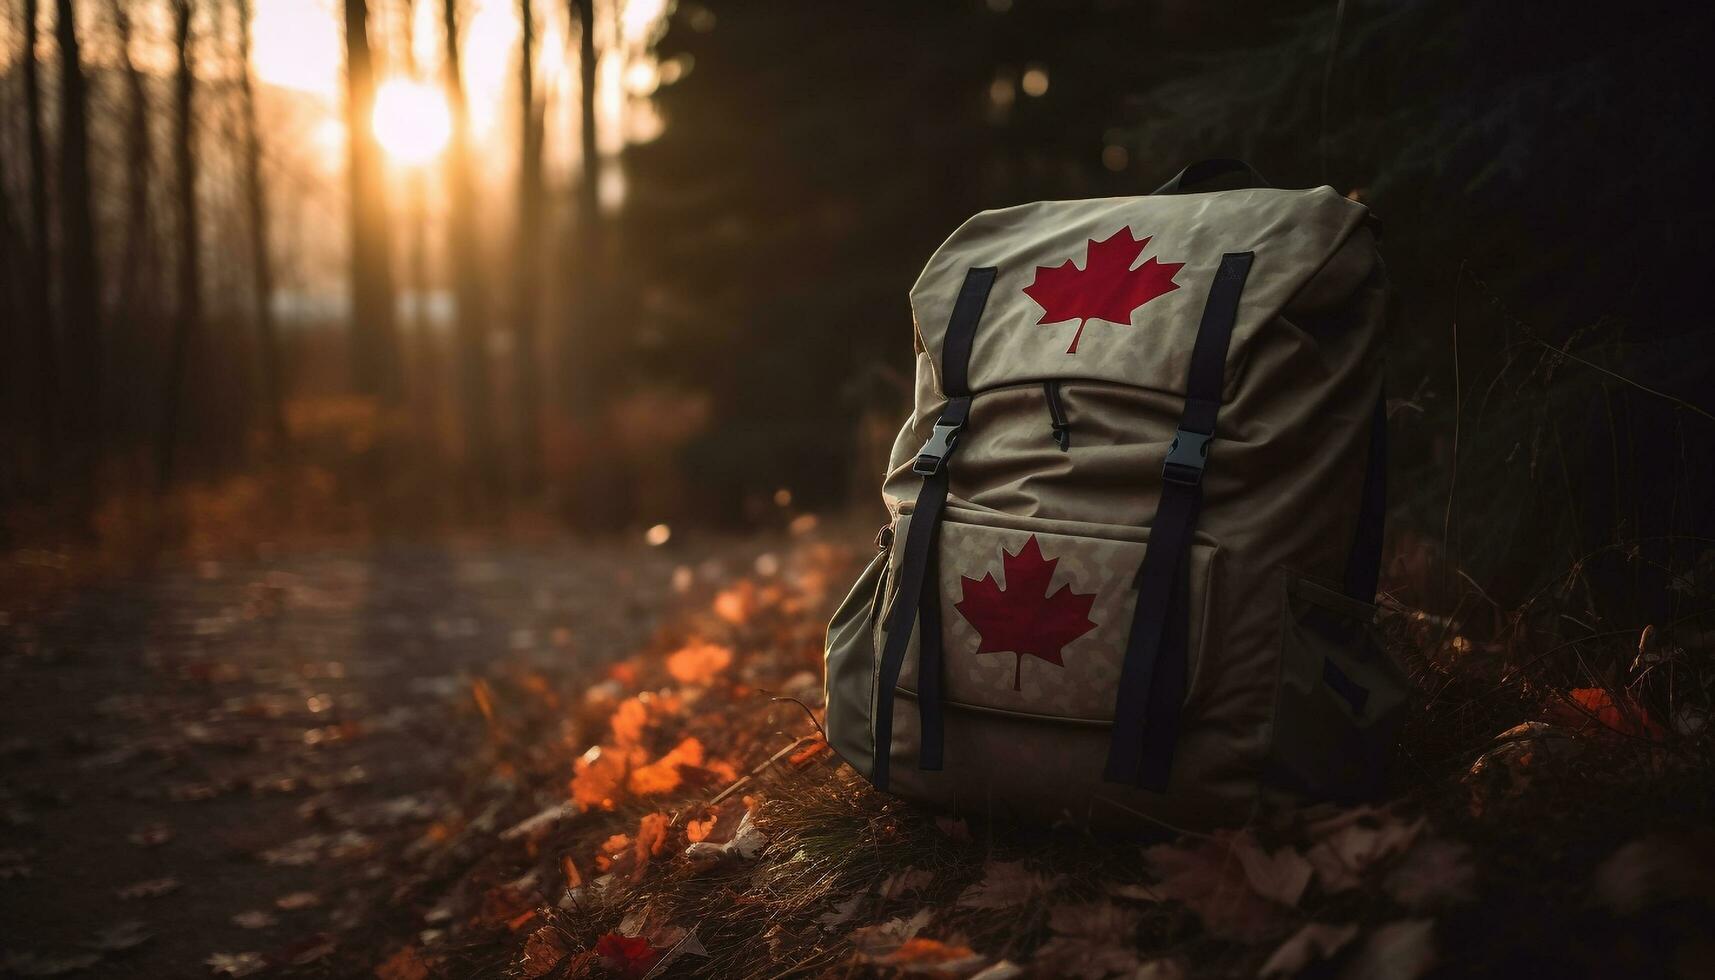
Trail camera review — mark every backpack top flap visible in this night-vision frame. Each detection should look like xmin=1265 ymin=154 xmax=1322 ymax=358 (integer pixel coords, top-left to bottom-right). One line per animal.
xmin=909 ymin=186 xmax=1369 ymax=395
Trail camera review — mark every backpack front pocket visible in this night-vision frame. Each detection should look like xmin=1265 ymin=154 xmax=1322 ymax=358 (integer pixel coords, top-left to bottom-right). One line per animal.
xmin=1267 ymin=576 xmax=1411 ymax=801
xmin=888 ymin=508 xmax=1217 ymax=724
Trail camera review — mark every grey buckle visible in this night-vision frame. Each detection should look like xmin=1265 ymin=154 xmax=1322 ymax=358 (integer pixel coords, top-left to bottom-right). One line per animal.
xmin=913 ymin=422 xmax=964 ymax=476
xmin=1162 ymin=428 xmax=1212 ymax=486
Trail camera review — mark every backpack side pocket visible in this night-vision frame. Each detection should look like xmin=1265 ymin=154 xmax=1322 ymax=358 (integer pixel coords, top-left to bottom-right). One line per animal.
xmin=1267 ymin=576 xmax=1411 ymax=801
xmin=825 ymin=542 xmax=891 ymax=775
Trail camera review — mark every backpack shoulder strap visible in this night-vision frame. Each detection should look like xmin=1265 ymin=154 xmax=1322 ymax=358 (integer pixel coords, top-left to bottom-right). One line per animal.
xmin=1105 ymin=251 xmax=1255 ymax=789
xmin=871 ymin=266 xmax=996 ymax=791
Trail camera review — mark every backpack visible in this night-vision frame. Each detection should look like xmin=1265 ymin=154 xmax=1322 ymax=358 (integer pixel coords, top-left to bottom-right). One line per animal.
xmin=823 ymin=160 xmax=1411 ymax=830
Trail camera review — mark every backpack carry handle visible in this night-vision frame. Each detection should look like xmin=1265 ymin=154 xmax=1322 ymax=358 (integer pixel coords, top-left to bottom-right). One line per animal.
xmin=1152 ymin=158 xmax=1271 ymax=195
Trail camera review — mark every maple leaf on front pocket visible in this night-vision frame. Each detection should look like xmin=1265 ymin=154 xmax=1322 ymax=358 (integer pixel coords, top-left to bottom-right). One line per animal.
xmin=1023 ymin=228 xmax=1185 ymax=354
xmin=955 ymin=535 xmax=1098 ymax=691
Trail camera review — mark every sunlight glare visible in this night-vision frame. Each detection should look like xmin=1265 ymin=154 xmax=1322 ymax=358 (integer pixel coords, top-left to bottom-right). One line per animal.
xmin=373 ymin=79 xmax=453 ymax=166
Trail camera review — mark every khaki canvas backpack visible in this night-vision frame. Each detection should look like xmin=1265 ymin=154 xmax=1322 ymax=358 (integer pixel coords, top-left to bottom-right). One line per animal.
xmin=823 ymin=161 xmax=1411 ymax=831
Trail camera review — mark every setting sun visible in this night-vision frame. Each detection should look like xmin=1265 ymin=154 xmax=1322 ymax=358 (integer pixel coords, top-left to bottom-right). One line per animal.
xmin=372 ymin=79 xmax=453 ymax=166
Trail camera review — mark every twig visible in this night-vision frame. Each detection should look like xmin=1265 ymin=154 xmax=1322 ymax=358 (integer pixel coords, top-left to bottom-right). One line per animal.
xmin=762 ymin=692 xmax=826 ymax=742
xmin=703 ymin=732 xmax=822 ymax=812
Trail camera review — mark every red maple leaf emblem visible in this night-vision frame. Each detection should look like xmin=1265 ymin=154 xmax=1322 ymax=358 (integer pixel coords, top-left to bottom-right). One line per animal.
xmin=1022 ymin=228 xmax=1186 ymax=354
xmin=954 ymin=535 xmax=1098 ymax=691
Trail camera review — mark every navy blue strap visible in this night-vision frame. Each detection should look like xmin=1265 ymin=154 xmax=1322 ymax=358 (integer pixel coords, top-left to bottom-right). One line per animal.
xmin=1105 ymin=252 xmax=1254 ymax=789
xmin=871 ymin=267 xmax=995 ymax=790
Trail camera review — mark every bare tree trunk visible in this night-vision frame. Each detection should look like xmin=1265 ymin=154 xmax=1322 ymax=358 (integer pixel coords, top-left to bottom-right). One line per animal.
xmin=399 ymin=0 xmax=436 ymax=439
xmin=159 ymin=0 xmax=201 ymax=490
xmin=19 ymin=0 xmax=58 ymax=487
xmin=561 ymin=0 xmax=606 ymax=424
xmin=513 ymin=0 xmax=544 ymax=492
xmin=235 ymin=0 xmax=285 ymax=448
xmin=55 ymin=0 xmax=102 ymax=493
xmin=107 ymin=0 xmax=159 ymax=456
xmin=108 ymin=0 xmax=155 ymax=320
xmin=344 ymin=0 xmax=399 ymax=401
xmin=442 ymin=0 xmax=498 ymax=504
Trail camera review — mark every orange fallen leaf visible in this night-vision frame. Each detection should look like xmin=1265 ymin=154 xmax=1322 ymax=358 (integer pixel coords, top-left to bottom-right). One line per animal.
xmin=712 ymin=583 xmax=756 ymax=624
xmin=569 ymin=747 xmax=630 ymax=810
xmin=374 ymin=946 xmax=429 ymax=980
xmin=1559 ymin=687 xmax=1665 ymax=740
xmin=611 ymin=698 xmax=649 ymax=745
xmin=666 ymin=641 xmax=734 ymax=685
xmin=628 ymin=737 xmax=705 ymax=795
xmin=595 ymin=833 xmax=633 ymax=873
xmin=874 ymin=937 xmax=985 ymax=974
xmin=633 ymin=812 xmax=669 ymax=880
xmin=788 ymin=737 xmax=832 ymax=767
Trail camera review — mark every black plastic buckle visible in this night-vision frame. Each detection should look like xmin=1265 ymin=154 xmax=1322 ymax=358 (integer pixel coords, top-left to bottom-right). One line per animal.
xmin=913 ymin=421 xmax=964 ymax=476
xmin=1162 ymin=428 xmax=1212 ymax=486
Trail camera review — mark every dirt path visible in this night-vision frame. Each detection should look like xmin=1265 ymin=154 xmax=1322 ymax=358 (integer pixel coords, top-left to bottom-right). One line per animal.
xmin=0 ymin=541 xmax=701 ymax=977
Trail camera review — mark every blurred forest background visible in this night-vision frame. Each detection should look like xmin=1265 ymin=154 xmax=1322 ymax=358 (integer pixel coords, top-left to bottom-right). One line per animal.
xmin=2 ymin=0 xmax=1713 ymax=625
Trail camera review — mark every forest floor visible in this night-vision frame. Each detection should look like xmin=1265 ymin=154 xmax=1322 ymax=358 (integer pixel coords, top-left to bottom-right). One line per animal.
xmin=0 ymin=524 xmax=1711 ymax=980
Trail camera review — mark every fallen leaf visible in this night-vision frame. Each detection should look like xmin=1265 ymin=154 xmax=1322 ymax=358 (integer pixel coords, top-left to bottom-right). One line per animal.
xmin=520 ymin=924 xmax=572 ymax=978
xmin=868 ymin=937 xmax=987 ymax=975
xmin=788 ymin=736 xmax=832 ymax=768
xmin=848 ymin=908 xmax=933 ymax=959
xmin=611 ymin=698 xmax=649 ymax=745
xmin=1593 ymin=832 xmax=1715 ymax=915
xmin=1383 ymin=839 xmax=1477 ymax=909
xmin=1337 ymin=920 xmax=1436 ymax=980
xmin=956 ymin=860 xmax=1060 ymax=909
xmin=1304 ymin=813 xmax=1425 ymax=894
xmin=128 ymin=823 xmax=174 ymax=847
xmin=968 ymin=962 xmax=1025 ymax=980
xmin=232 ymin=910 xmax=277 ymax=930
xmin=93 ymin=920 xmax=151 ymax=952
xmin=628 ymin=737 xmax=704 ymax=795
xmin=817 ymin=892 xmax=868 ymax=931
xmin=116 ymin=877 xmax=181 ymax=900
xmin=1146 ymin=840 xmax=1285 ymax=942
xmin=1553 ymin=687 xmax=1666 ymax=740
xmin=207 ymin=951 xmax=268 ymax=977
xmin=1228 ymin=832 xmax=1313 ymax=907
xmin=374 ymin=946 xmax=430 ymax=980
xmin=283 ymin=934 xmax=336 ymax=967
xmin=1034 ymin=902 xmax=1144 ymax=980
xmin=275 ymin=891 xmax=322 ymax=911
xmin=595 ymin=932 xmax=661 ymax=979
xmin=1259 ymin=922 xmax=1360 ymax=978
xmin=1463 ymin=722 xmax=1579 ymax=816
xmin=570 ymin=746 xmax=631 ymax=810
xmin=684 ymin=808 xmax=767 ymax=867
xmin=666 ymin=641 xmax=733 ymax=685
xmin=641 ymin=925 xmax=709 ymax=979
xmin=633 ymin=812 xmax=669 ymax=880
xmin=1105 ymin=881 xmax=1162 ymax=902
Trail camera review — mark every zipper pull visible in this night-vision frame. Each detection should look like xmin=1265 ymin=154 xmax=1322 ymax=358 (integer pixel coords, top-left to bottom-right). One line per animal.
xmin=1042 ymin=380 xmax=1071 ymax=451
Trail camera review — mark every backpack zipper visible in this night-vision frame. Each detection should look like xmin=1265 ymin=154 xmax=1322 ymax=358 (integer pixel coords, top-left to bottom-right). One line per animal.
xmin=1042 ymin=381 xmax=1071 ymax=451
